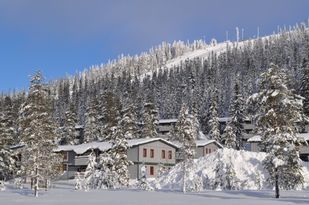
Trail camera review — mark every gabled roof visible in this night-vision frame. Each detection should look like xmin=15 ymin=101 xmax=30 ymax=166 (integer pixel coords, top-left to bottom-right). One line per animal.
xmin=54 ymin=137 xmax=179 ymax=154
xmin=196 ymin=139 xmax=223 ymax=148
xmin=172 ymin=139 xmax=223 ymax=149
xmin=127 ymin=138 xmax=178 ymax=149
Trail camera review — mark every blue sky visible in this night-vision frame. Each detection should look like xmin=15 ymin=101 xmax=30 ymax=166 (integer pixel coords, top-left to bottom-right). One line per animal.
xmin=0 ymin=0 xmax=308 ymax=92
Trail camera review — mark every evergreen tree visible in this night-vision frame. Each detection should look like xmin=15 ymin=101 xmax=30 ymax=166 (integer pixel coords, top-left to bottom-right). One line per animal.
xmin=97 ymin=152 xmax=116 ymax=189
xmin=208 ymin=90 xmax=221 ymax=142
xmin=229 ymin=80 xmax=245 ymax=150
xmin=83 ymin=150 xmax=97 ymax=191
xmin=18 ymin=71 xmax=61 ymax=197
xmin=100 ymin=91 xmax=122 ymax=141
xmin=142 ymin=102 xmax=158 ymax=138
xmin=119 ymin=105 xmax=139 ymax=139
xmin=248 ymin=64 xmax=305 ymax=198
xmin=213 ymin=158 xmax=225 ymax=190
xmin=0 ymin=96 xmax=16 ymax=180
xmin=59 ymin=102 xmax=78 ymax=145
xmin=223 ymin=123 xmax=237 ymax=149
xmin=84 ymin=97 xmax=100 ymax=143
xmin=175 ymin=104 xmax=197 ymax=193
xmin=299 ymin=65 xmax=309 ymax=131
xmin=108 ymin=124 xmax=133 ymax=188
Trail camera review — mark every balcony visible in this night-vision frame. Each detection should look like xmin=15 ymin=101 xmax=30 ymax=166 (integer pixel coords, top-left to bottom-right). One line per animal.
xmin=75 ymin=155 xmax=90 ymax=166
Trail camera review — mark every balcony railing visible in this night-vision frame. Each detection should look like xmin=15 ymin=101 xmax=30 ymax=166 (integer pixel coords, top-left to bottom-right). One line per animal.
xmin=75 ymin=155 xmax=90 ymax=166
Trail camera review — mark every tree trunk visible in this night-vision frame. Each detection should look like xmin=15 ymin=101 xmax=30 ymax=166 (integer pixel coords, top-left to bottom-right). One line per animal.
xmin=182 ymin=159 xmax=186 ymax=194
xmin=275 ymin=170 xmax=279 ymax=198
xmin=30 ymin=178 xmax=33 ymax=190
xmin=34 ymin=167 xmax=38 ymax=197
xmin=45 ymin=179 xmax=48 ymax=191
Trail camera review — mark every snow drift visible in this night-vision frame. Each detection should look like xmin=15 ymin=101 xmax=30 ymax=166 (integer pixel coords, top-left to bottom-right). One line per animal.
xmin=154 ymin=148 xmax=309 ymax=191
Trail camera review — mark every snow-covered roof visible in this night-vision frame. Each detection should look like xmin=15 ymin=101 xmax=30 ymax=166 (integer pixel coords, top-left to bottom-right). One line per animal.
xmin=218 ymin=117 xmax=231 ymax=122
xmin=218 ymin=117 xmax=252 ymax=123
xmin=75 ymin=125 xmax=84 ymax=129
xmin=172 ymin=139 xmax=223 ymax=149
xmin=247 ymin=135 xmax=262 ymax=142
xmin=54 ymin=138 xmax=179 ymax=154
xmin=158 ymin=119 xmax=178 ymax=124
xmin=196 ymin=139 xmax=223 ymax=148
xmin=247 ymin=133 xmax=309 ymax=142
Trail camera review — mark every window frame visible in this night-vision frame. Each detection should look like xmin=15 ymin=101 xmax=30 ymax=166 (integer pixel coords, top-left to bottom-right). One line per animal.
xmin=143 ymin=148 xmax=147 ymax=157
xmin=161 ymin=150 xmax=166 ymax=159
xmin=168 ymin=150 xmax=172 ymax=159
xmin=150 ymin=149 xmax=154 ymax=158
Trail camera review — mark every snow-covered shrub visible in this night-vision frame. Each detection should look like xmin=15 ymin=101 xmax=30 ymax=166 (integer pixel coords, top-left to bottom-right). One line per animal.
xmin=0 ymin=181 xmax=5 ymax=191
xmin=74 ymin=173 xmax=82 ymax=190
xmin=137 ymin=165 xmax=153 ymax=191
xmin=185 ymin=172 xmax=203 ymax=192
xmin=14 ymin=177 xmax=23 ymax=189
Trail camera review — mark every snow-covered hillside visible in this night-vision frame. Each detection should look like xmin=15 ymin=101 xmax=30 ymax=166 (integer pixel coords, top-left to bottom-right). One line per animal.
xmin=155 ymin=149 xmax=309 ymax=191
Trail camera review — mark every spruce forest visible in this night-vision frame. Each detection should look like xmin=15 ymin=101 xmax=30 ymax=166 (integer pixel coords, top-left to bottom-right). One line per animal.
xmin=0 ymin=23 xmax=309 ymax=146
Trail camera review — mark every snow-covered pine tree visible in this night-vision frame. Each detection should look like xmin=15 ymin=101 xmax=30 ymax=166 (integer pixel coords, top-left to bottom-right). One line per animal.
xmin=59 ymin=102 xmax=78 ymax=145
xmin=175 ymin=104 xmax=197 ymax=193
xmin=299 ymin=65 xmax=309 ymax=132
xmin=18 ymin=71 xmax=61 ymax=197
xmin=84 ymin=97 xmax=100 ymax=143
xmin=248 ymin=63 xmax=305 ymax=198
xmin=108 ymin=124 xmax=133 ymax=188
xmin=0 ymin=96 xmax=17 ymax=180
xmin=225 ymin=162 xmax=237 ymax=190
xmin=208 ymin=90 xmax=221 ymax=143
xmin=223 ymin=123 xmax=237 ymax=149
xmin=83 ymin=150 xmax=97 ymax=191
xmin=74 ymin=172 xmax=82 ymax=190
xmin=100 ymin=91 xmax=122 ymax=141
xmin=97 ymin=152 xmax=112 ymax=189
xmin=213 ymin=158 xmax=225 ymax=190
xmin=119 ymin=105 xmax=139 ymax=139
xmin=229 ymin=80 xmax=245 ymax=150
xmin=142 ymin=102 xmax=158 ymax=138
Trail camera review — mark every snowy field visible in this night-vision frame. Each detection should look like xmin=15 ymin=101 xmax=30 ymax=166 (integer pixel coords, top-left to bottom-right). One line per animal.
xmin=0 ymin=181 xmax=308 ymax=205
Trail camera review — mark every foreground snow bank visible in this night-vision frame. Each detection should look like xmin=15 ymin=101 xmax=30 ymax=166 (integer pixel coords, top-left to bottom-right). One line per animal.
xmin=155 ymin=148 xmax=309 ymax=191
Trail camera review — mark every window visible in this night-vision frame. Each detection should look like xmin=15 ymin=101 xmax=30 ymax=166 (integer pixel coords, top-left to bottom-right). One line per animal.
xmin=63 ymin=152 xmax=68 ymax=160
xmin=62 ymin=163 xmax=68 ymax=171
xmin=209 ymin=148 xmax=212 ymax=153
xmin=168 ymin=151 xmax=172 ymax=159
xmin=205 ymin=148 xmax=208 ymax=155
xmin=150 ymin=166 xmax=154 ymax=176
xmin=161 ymin=150 xmax=166 ymax=159
xmin=143 ymin=148 xmax=147 ymax=157
xmin=150 ymin=149 xmax=154 ymax=158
